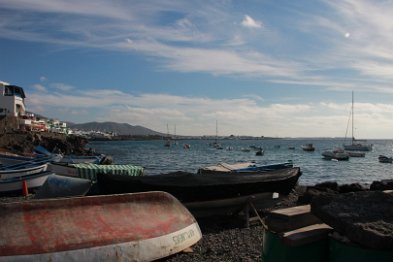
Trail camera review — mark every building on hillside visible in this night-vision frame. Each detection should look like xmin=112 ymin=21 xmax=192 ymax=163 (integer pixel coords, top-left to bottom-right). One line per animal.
xmin=0 ymin=81 xmax=26 ymax=117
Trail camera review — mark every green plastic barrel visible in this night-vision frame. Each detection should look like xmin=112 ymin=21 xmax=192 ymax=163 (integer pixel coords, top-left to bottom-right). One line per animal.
xmin=262 ymin=230 xmax=329 ymax=262
xmin=329 ymin=237 xmax=393 ymax=262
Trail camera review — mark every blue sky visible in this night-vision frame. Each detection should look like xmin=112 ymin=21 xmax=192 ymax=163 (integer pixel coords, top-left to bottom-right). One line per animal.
xmin=2 ymin=0 xmax=393 ymax=138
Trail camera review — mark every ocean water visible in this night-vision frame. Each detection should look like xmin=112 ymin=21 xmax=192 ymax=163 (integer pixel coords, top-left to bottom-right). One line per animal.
xmin=88 ymin=138 xmax=393 ymax=186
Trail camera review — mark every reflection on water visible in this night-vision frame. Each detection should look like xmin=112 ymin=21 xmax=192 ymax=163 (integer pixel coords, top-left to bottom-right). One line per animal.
xmin=88 ymin=138 xmax=393 ymax=186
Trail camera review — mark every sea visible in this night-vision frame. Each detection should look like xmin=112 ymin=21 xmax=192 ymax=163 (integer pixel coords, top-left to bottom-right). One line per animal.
xmin=87 ymin=138 xmax=393 ymax=186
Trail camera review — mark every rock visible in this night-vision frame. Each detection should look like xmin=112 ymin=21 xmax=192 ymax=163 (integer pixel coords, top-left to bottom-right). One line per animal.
xmin=0 ymin=132 xmax=89 ymax=155
xmin=338 ymin=183 xmax=367 ymax=193
xmin=297 ymin=186 xmax=337 ymax=205
xmin=370 ymin=180 xmax=393 ymax=191
xmin=314 ymin=181 xmax=339 ymax=192
xmin=311 ymin=191 xmax=393 ymax=250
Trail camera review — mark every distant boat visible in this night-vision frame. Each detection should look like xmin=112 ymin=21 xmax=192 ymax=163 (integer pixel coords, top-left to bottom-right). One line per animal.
xmin=378 ymin=155 xmax=393 ymax=163
xmin=0 ymin=192 xmax=202 ymax=261
xmin=164 ymin=123 xmax=171 ymax=147
xmin=209 ymin=120 xmax=223 ymax=149
xmin=256 ymin=148 xmax=264 ymax=156
xmin=343 ymin=91 xmax=372 ymax=151
xmin=322 ymin=148 xmax=349 ymax=161
xmin=301 ymin=143 xmax=315 ymax=152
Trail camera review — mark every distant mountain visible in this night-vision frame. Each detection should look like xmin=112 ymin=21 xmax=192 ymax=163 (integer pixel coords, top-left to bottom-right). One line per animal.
xmin=68 ymin=122 xmax=164 ymax=136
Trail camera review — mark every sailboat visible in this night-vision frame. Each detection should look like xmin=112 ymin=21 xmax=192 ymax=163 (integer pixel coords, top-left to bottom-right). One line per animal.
xmin=164 ymin=124 xmax=171 ymax=147
xmin=209 ymin=120 xmax=223 ymax=149
xmin=343 ymin=91 xmax=372 ymax=151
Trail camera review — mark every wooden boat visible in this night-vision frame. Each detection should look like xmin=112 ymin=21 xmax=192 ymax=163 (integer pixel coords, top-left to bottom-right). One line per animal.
xmin=48 ymin=162 xmax=144 ymax=181
xmin=184 ymin=192 xmax=281 ymax=218
xmin=0 ymin=171 xmax=53 ymax=195
xmin=301 ymin=143 xmax=315 ymax=152
xmin=0 ymin=163 xmax=48 ymax=179
xmin=0 ymin=152 xmax=37 ymax=166
xmin=97 ymin=167 xmax=302 ymax=202
xmin=0 ymin=191 xmax=202 ymax=261
xmin=57 ymin=154 xmax=104 ymax=164
xmin=198 ymin=161 xmax=293 ymax=175
xmin=34 ymin=174 xmax=92 ymax=199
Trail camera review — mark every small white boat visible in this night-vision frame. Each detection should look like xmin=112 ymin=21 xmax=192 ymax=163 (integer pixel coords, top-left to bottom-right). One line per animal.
xmin=0 ymin=164 xmax=48 ymax=179
xmin=0 ymin=171 xmax=52 ymax=195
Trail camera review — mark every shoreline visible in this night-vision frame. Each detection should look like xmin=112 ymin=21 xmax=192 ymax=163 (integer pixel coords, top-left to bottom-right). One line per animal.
xmin=2 ymin=183 xmax=392 ymax=261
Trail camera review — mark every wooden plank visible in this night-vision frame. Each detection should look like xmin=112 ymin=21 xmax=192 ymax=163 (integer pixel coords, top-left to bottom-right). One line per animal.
xmin=282 ymin=223 xmax=333 ymax=247
xmin=264 ymin=205 xmax=322 ymax=233
xmin=269 ymin=204 xmax=311 ymax=218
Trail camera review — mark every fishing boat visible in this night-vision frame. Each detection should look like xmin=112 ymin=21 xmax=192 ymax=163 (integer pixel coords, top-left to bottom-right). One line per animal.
xmin=343 ymin=91 xmax=372 ymax=151
xmin=48 ymin=162 xmax=144 ymax=181
xmin=0 ymin=152 xmax=37 ymax=166
xmin=0 ymin=163 xmax=48 ymax=179
xmin=301 ymin=143 xmax=315 ymax=152
xmin=0 ymin=191 xmax=202 ymax=261
xmin=0 ymin=171 xmax=53 ymax=195
xmin=198 ymin=161 xmax=293 ymax=175
xmin=97 ymin=167 xmax=302 ymax=202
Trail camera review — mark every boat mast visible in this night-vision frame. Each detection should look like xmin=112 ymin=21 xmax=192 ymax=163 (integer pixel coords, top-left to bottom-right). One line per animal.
xmin=352 ymin=91 xmax=354 ymax=144
xmin=215 ymin=120 xmax=218 ymax=143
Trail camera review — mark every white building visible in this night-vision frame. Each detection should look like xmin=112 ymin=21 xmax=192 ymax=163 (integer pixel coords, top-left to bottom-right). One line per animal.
xmin=0 ymin=81 xmax=26 ymax=117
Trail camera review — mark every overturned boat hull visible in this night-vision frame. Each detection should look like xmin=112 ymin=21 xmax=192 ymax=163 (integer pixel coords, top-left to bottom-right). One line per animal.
xmin=0 ymin=192 xmax=201 ymax=261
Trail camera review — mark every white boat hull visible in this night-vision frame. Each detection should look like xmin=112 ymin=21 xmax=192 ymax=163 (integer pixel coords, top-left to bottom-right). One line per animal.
xmin=0 ymin=171 xmax=51 ymax=193
xmin=0 ymin=164 xmax=48 ymax=179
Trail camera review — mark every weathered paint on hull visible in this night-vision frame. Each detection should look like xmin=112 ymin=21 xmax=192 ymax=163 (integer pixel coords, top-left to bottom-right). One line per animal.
xmin=0 ymin=192 xmax=202 ymax=261
xmin=0 ymin=223 xmax=200 ymax=262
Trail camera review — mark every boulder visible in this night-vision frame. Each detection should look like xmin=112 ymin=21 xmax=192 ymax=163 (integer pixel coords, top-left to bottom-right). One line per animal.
xmin=370 ymin=180 xmax=393 ymax=191
xmin=311 ymin=191 xmax=393 ymax=250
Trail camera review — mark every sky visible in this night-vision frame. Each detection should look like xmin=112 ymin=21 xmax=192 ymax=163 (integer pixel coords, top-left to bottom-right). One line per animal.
xmin=2 ymin=0 xmax=393 ymax=138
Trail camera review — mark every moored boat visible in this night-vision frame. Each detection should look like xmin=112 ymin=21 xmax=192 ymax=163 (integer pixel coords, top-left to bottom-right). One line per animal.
xmin=301 ymin=143 xmax=315 ymax=152
xmin=322 ymin=150 xmax=349 ymax=161
xmin=343 ymin=92 xmax=373 ymax=152
xmin=198 ymin=161 xmax=293 ymax=175
xmin=0 ymin=191 xmax=202 ymax=261
xmin=379 ymin=155 xmax=393 ymax=163
xmin=97 ymin=167 xmax=302 ymax=202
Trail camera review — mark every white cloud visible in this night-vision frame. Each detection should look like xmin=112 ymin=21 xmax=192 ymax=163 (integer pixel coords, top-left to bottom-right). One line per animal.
xmin=241 ymin=15 xmax=262 ymax=28
xmin=33 ymin=84 xmax=47 ymax=92
xmin=24 ymin=86 xmax=393 ymax=138
xmin=51 ymin=83 xmax=75 ymax=91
